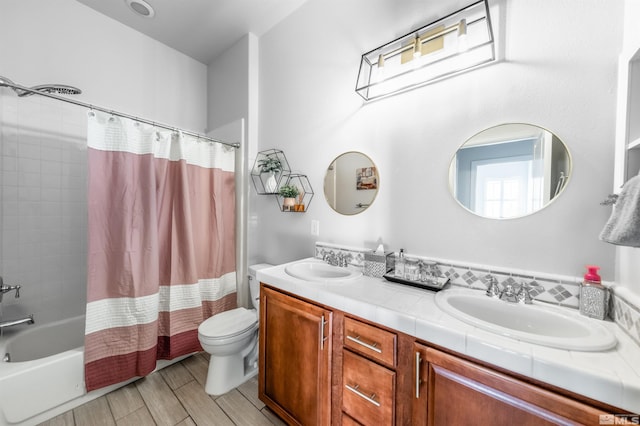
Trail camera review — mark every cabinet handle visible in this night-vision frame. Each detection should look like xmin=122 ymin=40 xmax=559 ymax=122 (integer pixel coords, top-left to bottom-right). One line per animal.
xmin=415 ymin=352 xmax=422 ymax=399
xmin=345 ymin=384 xmax=381 ymax=407
xmin=346 ymin=334 xmax=382 ymax=354
xmin=320 ymin=315 xmax=328 ymax=350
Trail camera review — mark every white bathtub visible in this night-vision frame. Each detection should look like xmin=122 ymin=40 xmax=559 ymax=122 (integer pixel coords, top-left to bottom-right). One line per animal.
xmin=0 ymin=315 xmax=188 ymax=426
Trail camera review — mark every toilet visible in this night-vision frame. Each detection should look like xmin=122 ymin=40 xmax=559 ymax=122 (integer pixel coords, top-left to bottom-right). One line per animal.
xmin=198 ymin=263 xmax=272 ymax=395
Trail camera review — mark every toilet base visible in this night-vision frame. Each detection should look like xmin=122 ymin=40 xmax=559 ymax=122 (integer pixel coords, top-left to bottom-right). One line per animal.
xmin=204 ymin=339 xmax=258 ymax=396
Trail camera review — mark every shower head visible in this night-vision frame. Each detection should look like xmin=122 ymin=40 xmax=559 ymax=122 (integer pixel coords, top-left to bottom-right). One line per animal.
xmin=0 ymin=75 xmax=82 ymax=97
xmin=0 ymin=75 xmax=26 ymax=96
xmin=0 ymin=75 xmax=15 ymax=87
xmin=18 ymin=84 xmax=82 ymax=97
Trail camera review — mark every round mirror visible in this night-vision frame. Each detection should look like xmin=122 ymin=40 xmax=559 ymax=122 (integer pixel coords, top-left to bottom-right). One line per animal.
xmin=324 ymin=151 xmax=379 ymax=215
xmin=449 ymin=123 xmax=571 ymax=219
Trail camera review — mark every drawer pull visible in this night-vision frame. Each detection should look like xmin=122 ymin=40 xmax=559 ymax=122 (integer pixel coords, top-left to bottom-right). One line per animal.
xmin=415 ymin=351 xmax=422 ymax=398
xmin=345 ymin=384 xmax=381 ymax=407
xmin=346 ymin=334 xmax=382 ymax=354
xmin=320 ymin=315 xmax=328 ymax=350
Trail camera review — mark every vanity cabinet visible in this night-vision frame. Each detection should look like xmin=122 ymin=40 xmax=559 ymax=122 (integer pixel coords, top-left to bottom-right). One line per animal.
xmin=259 ymin=283 xmax=620 ymax=426
xmin=413 ymin=343 xmax=610 ymax=426
xmin=258 ymin=285 xmax=332 ymax=425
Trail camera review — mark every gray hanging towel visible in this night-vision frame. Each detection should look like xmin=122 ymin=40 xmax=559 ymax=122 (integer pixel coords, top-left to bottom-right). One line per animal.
xmin=599 ymin=171 xmax=640 ymax=247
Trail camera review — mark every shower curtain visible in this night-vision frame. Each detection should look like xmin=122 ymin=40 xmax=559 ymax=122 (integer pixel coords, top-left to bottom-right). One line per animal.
xmin=83 ymin=111 xmax=237 ymax=392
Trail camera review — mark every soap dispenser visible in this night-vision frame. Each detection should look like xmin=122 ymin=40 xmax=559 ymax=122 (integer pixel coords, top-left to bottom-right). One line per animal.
xmin=394 ymin=249 xmax=406 ymax=278
xmin=579 ymin=265 xmax=609 ymax=320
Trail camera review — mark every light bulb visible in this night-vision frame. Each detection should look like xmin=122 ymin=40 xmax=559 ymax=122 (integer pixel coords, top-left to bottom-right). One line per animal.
xmin=376 ymin=54 xmax=386 ymax=81
xmin=413 ymin=35 xmax=422 ymax=59
xmin=458 ymin=19 xmax=468 ymax=52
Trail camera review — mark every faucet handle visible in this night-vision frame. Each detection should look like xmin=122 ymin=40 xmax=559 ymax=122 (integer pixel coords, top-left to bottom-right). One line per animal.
xmin=516 ymin=282 xmax=533 ymax=305
xmin=485 ymin=275 xmax=500 ymax=298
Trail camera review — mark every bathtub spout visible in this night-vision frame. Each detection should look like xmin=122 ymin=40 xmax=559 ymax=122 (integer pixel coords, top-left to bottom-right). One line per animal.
xmin=0 ymin=314 xmax=34 ymax=329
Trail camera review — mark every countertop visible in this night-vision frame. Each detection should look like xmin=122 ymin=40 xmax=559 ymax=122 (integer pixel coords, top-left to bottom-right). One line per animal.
xmin=257 ymin=258 xmax=640 ymax=414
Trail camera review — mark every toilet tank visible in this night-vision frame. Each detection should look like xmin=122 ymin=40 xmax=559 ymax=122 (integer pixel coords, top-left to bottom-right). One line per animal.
xmin=248 ymin=263 xmax=272 ymax=311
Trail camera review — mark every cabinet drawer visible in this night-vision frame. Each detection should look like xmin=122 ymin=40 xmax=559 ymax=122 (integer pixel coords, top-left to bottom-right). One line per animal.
xmin=341 ymin=413 xmax=362 ymax=425
xmin=344 ymin=317 xmax=396 ymax=368
xmin=342 ymin=350 xmax=395 ymax=426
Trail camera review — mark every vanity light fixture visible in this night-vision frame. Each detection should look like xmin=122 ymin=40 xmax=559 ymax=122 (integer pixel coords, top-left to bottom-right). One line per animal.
xmin=355 ymin=0 xmax=495 ymax=101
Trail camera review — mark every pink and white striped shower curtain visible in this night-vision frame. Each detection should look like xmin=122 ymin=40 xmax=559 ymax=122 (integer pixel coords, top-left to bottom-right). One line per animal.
xmin=84 ymin=111 xmax=237 ymax=392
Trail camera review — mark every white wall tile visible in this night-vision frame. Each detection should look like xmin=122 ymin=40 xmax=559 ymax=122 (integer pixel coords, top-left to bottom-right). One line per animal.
xmin=1 ymin=96 xmax=87 ymax=323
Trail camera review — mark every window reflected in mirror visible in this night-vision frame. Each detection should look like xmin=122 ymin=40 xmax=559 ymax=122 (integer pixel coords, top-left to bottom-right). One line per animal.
xmin=324 ymin=151 xmax=379 ymax=215
xmin=449 ymin=124 xmax=571 ymax=219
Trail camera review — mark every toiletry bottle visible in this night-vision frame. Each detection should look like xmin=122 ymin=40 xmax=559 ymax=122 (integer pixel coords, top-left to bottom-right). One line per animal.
xmin=579 ymin=265 xmax=609 ymax=320
xmin=404 ymin=257 xmax=419 ymax=281
xmin=395 ymin=249 xmax=406 ymax=278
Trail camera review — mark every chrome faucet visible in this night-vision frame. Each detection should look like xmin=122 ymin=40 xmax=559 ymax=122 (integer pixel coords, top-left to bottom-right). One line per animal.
xmin=499 ymin=283 xmax=518 ymax=303
xmin=0 ymin=276 xmax=21 ymax=303
xmin=323 ymin=252 xmax=337 ymax=266
xmin=0 ymin=314 xmax=34 ymax=330
xmin=323 ymin=252 xmax=350 ymax=267
xmin=486 ymin=274 xmax=535 ymax=305
xmin=498 ymin=282 xmax=534 ymax=304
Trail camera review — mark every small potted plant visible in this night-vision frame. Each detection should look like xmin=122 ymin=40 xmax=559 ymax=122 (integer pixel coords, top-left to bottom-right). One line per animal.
xmin=278 ymin=184 xmax=299 ymax=211
xmin=258 ymin=155 xmax=282 ymax=173
xmin=258 ymin=155 xmax=282 ymax=193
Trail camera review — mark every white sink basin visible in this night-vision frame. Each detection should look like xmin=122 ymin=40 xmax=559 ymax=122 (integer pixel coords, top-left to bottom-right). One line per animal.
xmin=435 ymin=289 xmax=616 ymax=351
xmin=284 ymin=260 xmax=362 ymax=283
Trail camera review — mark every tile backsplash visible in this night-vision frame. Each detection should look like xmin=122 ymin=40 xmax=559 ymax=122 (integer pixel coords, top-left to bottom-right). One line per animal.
xmin=314 ymin=242 xmax=640 ymax=348
xmin=611 ymin=293 xmax=640 ymax=347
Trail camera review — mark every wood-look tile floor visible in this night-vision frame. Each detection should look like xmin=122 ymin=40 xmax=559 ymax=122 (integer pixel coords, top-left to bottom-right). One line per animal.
xmin=38 ymin=353 xmax=286 ymax=426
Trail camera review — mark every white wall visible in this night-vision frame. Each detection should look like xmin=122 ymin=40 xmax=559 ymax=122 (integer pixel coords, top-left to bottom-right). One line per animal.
xmin=0 ymin=0 xmax=208 ymax=323
xmin=0 ymin=1 xmax=207 ymax=132
xmin=207 ymin=37 xmax=250 ymax=133
xmin=255 ymin=0 xmax=623 ymax=280
xmin=207 ymin=33 xmax=260 ymax=306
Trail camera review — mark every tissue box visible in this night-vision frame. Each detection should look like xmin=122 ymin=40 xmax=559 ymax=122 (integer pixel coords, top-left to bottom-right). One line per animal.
xmin=364 ymin=250 xmax=395 ymax=278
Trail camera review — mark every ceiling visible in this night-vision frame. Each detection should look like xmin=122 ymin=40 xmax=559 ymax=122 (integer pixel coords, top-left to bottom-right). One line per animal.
xmin=75 ymin=0 xmax=309 ymax=64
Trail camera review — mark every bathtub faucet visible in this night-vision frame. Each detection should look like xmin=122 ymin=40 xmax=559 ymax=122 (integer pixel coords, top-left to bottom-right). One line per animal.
xmin=0 ymin=314 xmax=34 ymax=330
xmin=0 ymin=276 xmax=21 ymax=302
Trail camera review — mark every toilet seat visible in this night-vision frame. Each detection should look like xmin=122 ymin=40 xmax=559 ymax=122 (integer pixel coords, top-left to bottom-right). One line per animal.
xmin=198 ymin=307 xmax=257 ymax=340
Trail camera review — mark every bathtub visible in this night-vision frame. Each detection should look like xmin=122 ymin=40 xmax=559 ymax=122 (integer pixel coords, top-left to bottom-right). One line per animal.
xmin=0 ymin=315 xmax=188 ymax=426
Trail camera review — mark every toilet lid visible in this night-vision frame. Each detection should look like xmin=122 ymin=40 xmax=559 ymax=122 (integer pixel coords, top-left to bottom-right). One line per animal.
xmin=198 ymin=307 xmax=257 ymax=338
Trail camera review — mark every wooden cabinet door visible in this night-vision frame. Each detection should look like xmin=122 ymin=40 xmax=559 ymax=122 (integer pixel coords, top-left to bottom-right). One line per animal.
xmin=259 ymin=285 xmax=332 ymax=425
xmin=416 ymin=346 xmax=608 ymax=426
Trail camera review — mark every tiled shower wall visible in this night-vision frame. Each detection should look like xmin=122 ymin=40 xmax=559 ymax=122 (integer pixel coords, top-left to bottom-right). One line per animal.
xmin=0 ymin=92 xmax=88 ymax=325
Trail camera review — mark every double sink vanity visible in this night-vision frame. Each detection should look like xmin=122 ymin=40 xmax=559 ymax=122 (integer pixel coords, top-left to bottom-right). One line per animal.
xmin=257 ymin=257 xmax=640 ymax=425
xmin=254 ymin=122 xmax=639 ymax=424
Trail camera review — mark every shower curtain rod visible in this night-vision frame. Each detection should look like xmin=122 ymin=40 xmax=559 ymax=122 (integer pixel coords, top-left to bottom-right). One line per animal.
xmin=0 ymin=77 xmax=240 ymax=149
